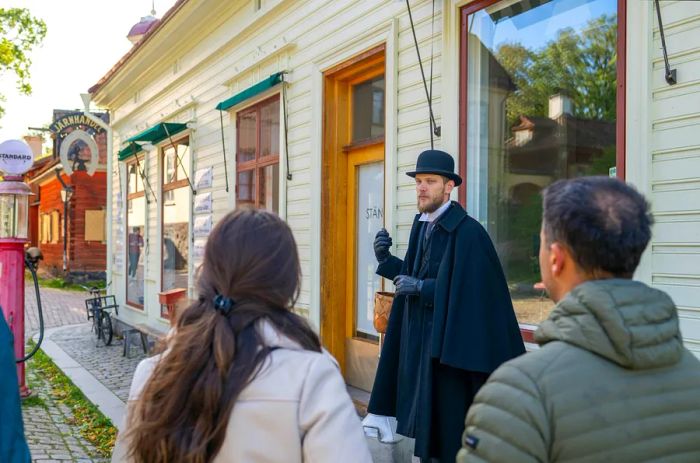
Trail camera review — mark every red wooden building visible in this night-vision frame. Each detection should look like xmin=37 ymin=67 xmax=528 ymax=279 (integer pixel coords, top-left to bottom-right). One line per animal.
xmin=23 ymin=111 xmax=109 ymax=280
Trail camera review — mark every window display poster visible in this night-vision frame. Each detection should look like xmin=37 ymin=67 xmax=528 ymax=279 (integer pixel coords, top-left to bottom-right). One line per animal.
xmin=193 ymin=238 xmax=207 ymax=262
xmin=195 ymin=167 xmax=213 ymax=190
xmin=194 ymin=192 xmax=212 ymax=214
xmin=194 ymin=215 xmax=213 ymax=237
xmin=113 ymin=253 xmax=124 ymax=270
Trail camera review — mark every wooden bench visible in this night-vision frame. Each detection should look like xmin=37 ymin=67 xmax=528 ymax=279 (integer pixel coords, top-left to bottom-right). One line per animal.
xmin=120 ymin=321 xmax=169 ymax=359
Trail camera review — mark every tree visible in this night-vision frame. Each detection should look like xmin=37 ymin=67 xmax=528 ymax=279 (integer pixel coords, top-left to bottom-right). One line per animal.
xmin=0 ymin=8 xmax=47 ymax=120
xmin=496 ymin=14 xmax=617 ymax=126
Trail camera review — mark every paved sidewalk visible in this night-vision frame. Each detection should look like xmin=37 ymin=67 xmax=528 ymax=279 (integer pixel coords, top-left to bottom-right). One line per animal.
xmin=23 ymin=285 xmax=128 ymax=462
xmin=50 ymin=324 xmax=145 ymax=403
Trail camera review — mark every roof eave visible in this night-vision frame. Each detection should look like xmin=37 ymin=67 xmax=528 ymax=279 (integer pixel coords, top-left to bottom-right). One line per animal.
xmin=89 ymin=0 xmax=191 ymax=98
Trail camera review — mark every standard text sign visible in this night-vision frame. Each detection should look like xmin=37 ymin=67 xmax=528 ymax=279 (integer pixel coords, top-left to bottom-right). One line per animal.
xmin=0 ymin=139 xmax=34 ymax=175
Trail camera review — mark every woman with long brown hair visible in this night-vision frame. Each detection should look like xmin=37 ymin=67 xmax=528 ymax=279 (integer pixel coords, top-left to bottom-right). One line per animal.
xmin=112 ymin=209 xmax=371 ymax=462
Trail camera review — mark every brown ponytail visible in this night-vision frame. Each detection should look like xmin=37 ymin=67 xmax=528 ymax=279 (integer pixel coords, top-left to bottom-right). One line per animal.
xmin=124 ymin=209 xmax=320 ymax=463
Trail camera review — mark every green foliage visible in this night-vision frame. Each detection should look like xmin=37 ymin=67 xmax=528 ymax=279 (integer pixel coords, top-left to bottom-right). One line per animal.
xmin=26 ymin=343 xmax=117 ymax=457
xmin=502 ymin=193 xmax=543 ymax=285
xmin=0 ymin=8 xmax=46 ymax=120
xmin=497 ymin=14 xmax=617 ymax=125
xmin=20 ymin=394 xmax=45 ymax=408
xmin=25 ymin=271 xmax=106 ymax=292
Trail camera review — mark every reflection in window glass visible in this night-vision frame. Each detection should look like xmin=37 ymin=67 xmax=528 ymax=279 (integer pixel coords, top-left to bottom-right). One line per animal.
xmin=163 ymin=140 xmax=190 ymax=184
xmin=163 ymin=187 xmax=190 ymax=295
xmin=465 ymin=0 xmax=617 ymax=325
xmin=235 ymin=96 xmax=280 ymax=213
xmin=128 ymin=165 xmax=143 ymax=194
xmin=352 ymin=76 xmax=385 ymax=142
xmin=237 ymin=170 xmax=255 ymax=206
xmin=127 ymin=197 xmax=145 ymax=307
xmin=176 ymin=143 xmax=190 ymax=181
xmin=260 ymin=98 xmax=280 ymax=158
xmin=259 ymin=164 xmax=279 ymax=214
xmin=238 ymin=111 xmax=257 ymax=163
xmin=165 ymin=150 xmax=176 ymax=183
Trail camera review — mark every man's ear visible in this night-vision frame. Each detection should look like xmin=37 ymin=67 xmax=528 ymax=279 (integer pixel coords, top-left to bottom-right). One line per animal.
xmin=549 ymin=242 xmax=568 ymax=277
xmin=444 ymin=179 xmax=455 ymax=195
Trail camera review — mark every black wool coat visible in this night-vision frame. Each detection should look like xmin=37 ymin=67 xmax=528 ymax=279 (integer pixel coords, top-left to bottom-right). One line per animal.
xmin=367 ymin=202 xmax=525 ymax=461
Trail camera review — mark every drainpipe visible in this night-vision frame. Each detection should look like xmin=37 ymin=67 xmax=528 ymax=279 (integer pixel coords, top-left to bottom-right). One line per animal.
xmin=80 ymin=94 xmax=113 ymax=285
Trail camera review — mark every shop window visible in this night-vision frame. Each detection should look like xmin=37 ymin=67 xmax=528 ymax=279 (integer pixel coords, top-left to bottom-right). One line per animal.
xmin=235 ymin=95 xmax=280 ymax=213
xmin=461 ymin=0 xmax=621 ymax=326
xmin=352 ymin=75 xmax=385 ymax=142
xmin=161 ymin=138 xmax=191 ymax=303
xmin=126 ymin=157 xmax=146 ymax=308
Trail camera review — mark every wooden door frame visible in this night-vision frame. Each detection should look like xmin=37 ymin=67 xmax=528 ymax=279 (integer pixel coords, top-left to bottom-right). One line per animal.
xmin=345 ymin=143 xmax=385 ymax=341
xmin=321 ymin=44 xmax=385 ymax=373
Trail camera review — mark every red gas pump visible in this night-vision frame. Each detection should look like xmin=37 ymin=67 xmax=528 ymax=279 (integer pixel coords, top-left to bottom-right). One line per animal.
xmin=0 ymin=139 xmax=35 ymax=397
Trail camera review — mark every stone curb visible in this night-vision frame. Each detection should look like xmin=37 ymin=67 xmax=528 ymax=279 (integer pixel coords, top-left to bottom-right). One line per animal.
xmin=33 ymin=324 xmax=126 ymax=431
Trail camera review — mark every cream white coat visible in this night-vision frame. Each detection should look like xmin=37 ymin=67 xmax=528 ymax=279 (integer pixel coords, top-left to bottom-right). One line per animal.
xmin=112 ymin=321 xmax=372 ymax=463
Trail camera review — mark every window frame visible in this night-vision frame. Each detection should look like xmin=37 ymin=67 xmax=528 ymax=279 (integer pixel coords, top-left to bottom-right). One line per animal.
xmin=235 ymin=94 xmax=281 ymax=211
xmin=125 ymin=155 xmax=146 ymax=310
xmin=159 ymin=136 xmax=192 ymax=317
xmin=458 ymin=0 xmax=627 ymax=342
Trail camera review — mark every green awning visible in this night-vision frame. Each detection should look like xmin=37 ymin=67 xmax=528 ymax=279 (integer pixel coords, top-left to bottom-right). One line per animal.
xmin=215 ymin=72 xmax=284 ymax=111
xmin=117 ymin=122 xmax=188 ymax=161
xmin=118 ymin=143 xmax=141 ymax=161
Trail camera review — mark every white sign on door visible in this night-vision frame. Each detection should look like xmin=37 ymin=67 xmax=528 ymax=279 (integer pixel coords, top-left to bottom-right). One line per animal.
xmin=355 ymin=161 xmax=384 ymax=337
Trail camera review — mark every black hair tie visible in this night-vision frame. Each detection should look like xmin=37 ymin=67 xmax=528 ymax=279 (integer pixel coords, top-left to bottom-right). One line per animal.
xmin=213 ymin=294 xmax=235 ymax=316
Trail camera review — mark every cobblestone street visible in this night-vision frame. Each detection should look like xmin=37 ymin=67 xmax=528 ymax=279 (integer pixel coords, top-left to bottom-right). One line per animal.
xmin=22 ymin=368 xmax=108 ymax=463
xmin=51 ymin=324 xmax=145 ymax=402
xmin=25 ymin=283 xmax=87 ymax=336
xmin=22 ymin=284 xmax=137 ymax=462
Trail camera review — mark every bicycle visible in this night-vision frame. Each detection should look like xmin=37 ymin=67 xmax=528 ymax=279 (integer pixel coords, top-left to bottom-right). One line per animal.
xmin=83 ymin=285 xmax=119 ymax=347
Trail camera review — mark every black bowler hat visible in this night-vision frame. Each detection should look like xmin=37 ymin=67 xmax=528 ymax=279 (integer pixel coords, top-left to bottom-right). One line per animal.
xmin=406 ymin=149 xmax=462 ymax=186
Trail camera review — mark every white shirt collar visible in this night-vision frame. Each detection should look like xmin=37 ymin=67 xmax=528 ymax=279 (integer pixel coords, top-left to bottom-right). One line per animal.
xmin=419 ymin=200 xmax=451 ymax=223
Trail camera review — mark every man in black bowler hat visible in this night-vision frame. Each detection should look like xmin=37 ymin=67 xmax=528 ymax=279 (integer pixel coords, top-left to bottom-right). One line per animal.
xmin=364 ymin=149 xmax=525 ymax=462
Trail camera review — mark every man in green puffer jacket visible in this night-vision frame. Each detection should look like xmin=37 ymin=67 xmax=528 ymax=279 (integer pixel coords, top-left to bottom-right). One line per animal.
xmin=458 ymin=177 xmax=700 ymax=463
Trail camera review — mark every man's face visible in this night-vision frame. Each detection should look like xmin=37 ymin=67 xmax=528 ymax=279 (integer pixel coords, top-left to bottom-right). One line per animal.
xmin=415 ymin=174 xmax=453 ymax=213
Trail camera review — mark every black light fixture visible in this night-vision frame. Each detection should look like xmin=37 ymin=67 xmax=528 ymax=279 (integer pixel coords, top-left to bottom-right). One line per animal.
xmin=654 ymin=0 xmax=677 ymax=86
xmin=54 ymin=164 xmax=74 ymax=272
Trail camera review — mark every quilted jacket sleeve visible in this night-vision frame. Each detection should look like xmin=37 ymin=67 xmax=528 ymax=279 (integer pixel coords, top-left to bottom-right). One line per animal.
xmin=456 ymin=362 xmax=550 ymax=463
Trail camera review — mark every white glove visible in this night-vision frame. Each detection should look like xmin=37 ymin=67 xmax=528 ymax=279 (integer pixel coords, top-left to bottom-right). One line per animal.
xmin=361 ymin=413 xmax=400 ymax=443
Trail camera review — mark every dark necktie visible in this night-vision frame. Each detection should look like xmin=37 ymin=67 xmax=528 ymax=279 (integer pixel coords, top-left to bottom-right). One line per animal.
xmin=425 ymin=221 xmax=435 ymax=241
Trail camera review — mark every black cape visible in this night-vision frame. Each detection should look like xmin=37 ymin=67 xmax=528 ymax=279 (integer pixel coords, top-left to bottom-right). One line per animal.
xmin=367 ymin=202 xmax=525 ymax=460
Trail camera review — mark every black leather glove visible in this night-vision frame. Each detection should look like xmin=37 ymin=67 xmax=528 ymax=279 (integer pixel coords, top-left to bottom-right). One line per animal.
xmin=373 ymin=228 xmax=393 ymax=264
xmin=393 ymin=275 xmax=423 ymax=296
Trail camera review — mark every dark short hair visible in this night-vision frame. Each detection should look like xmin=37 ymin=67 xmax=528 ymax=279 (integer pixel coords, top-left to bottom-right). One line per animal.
xmin=542 ymin=177 xmax=653 ymax=277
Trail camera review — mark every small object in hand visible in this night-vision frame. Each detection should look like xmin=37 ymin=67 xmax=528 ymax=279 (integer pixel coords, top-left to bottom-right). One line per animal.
xmin=374 ymin=292 xmax=394 ymax=333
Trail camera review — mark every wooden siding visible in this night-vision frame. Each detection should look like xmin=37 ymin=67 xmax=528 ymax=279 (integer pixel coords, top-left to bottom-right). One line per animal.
xmin=649 ymin=1 xmax=700 ymax=355
xmin=97 ymin=0 xmax=700 ymax=356
xmin=36 ymin=172 xmax=107 ymax=275
xmin=69 ymin=171 xmax=107 ymax=273
xmin=101 ymin=0 xmax=442 ymax=327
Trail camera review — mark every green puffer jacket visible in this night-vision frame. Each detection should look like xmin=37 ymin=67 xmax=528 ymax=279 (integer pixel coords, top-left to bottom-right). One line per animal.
xmin=457 ymin=279 xmax=700 ymax=463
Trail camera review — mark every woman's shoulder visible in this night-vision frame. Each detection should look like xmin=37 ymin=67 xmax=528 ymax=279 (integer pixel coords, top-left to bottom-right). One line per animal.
xmin=240 ymin=348 xmax=340 ymax=401
xmin=128 ymin=354 xmax=162 ymax=401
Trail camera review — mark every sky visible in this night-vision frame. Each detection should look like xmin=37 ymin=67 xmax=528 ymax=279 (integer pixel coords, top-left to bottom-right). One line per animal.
xmin=0 ymin=0 xmax=178 ymax=142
